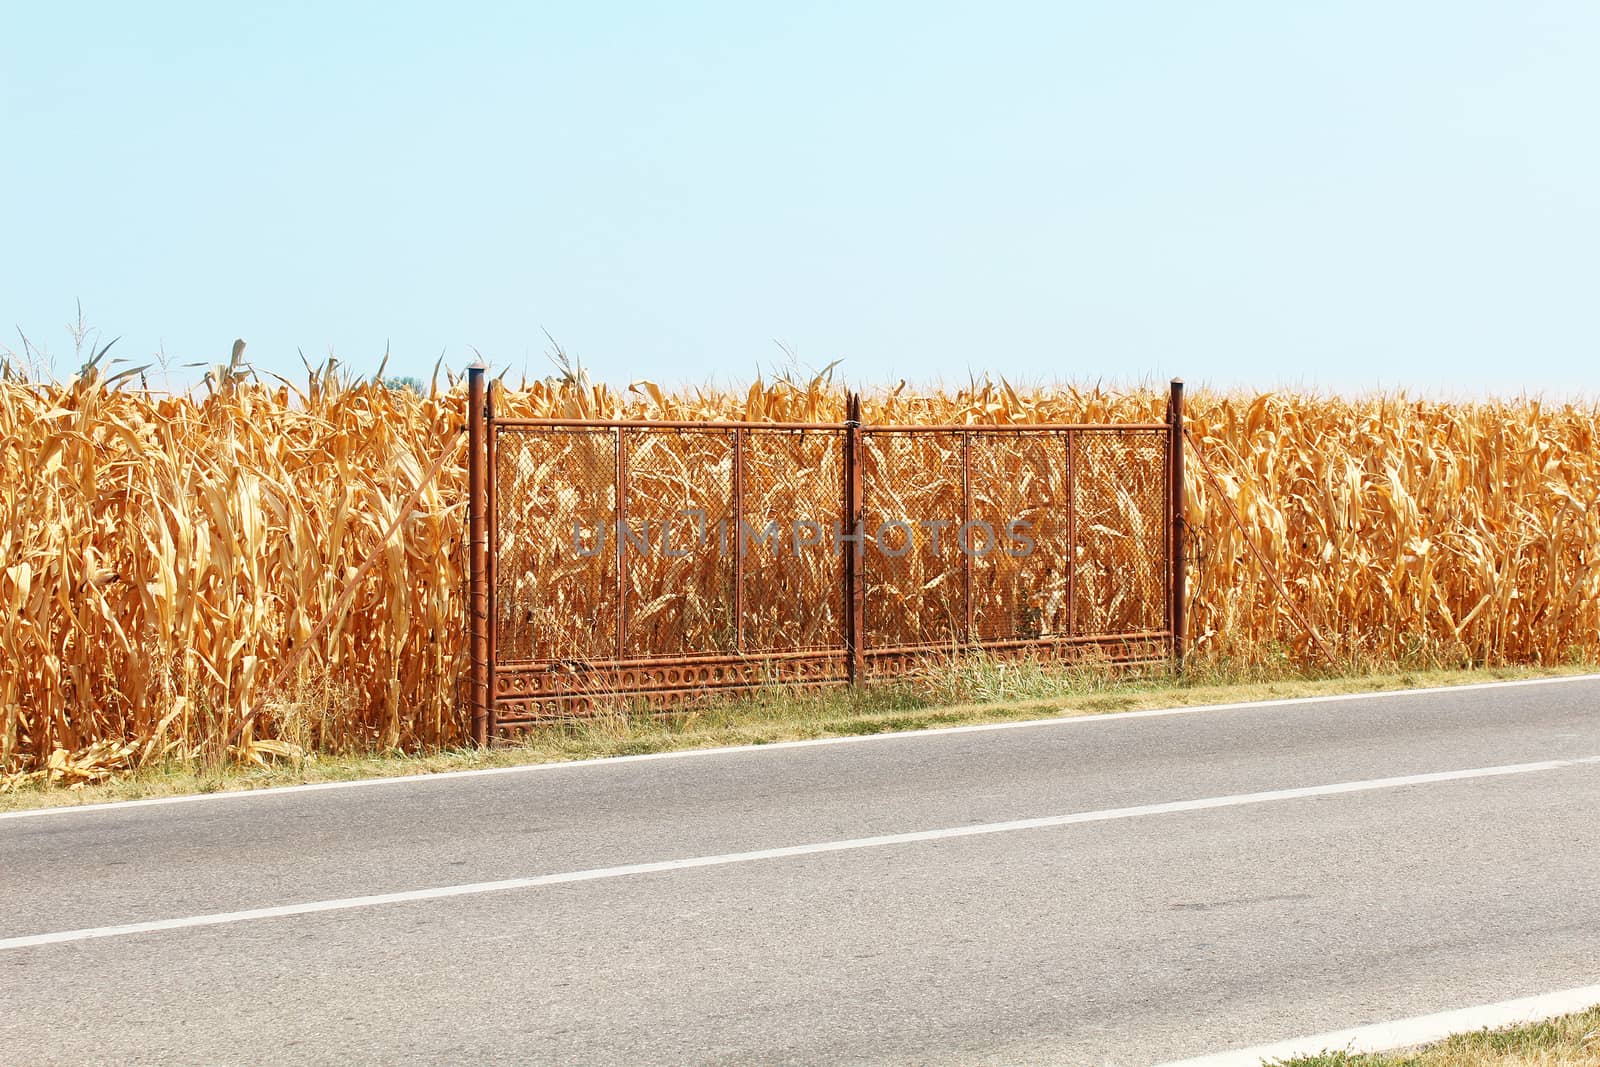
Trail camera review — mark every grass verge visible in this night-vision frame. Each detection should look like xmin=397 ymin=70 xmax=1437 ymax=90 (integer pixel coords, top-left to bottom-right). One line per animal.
xmin=1 ymin=659 xmax=1593 ymax=814
xmin=1273 ymin=1004 xmax=1600 ymax=1065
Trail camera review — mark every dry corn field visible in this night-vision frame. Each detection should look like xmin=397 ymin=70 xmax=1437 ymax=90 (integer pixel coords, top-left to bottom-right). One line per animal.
xmin=4 ymin=363 xmax=1599 ymax=785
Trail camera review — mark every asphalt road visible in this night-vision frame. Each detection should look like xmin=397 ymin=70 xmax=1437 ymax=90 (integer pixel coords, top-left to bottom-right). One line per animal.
xmin=3 ymin=677 xmax=1598 ymax=1066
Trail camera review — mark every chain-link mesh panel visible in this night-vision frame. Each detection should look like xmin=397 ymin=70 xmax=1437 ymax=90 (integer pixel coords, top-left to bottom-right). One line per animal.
xmin=621 ymin=428 xmax=737 ymax=656
xmin=494 ymin=427 xmax=617 ymax=662
xmin=1072 ymin=429 xmax=1169 ymax=635
xmin=861 ymin=431 xmax=964 ymax=647
xmin=969 ymin=431 xmax=1072 ymax=642
xmin=741 ymin=429 xmax=847 ymax=652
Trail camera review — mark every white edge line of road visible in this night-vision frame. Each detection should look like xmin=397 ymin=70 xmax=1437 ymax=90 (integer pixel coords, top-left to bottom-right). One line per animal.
xmin=4 ymin=671 xmax=1597 ymax=823
xmin=1149 ymin=982 xmax=1600 ymax=1067
xmin=3 ymin=753 xmax=1597 ymax=952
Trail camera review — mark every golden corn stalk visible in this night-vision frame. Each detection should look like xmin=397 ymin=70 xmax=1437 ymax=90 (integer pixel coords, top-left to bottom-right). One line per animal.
xmin=3 ymin=363 xmax=1598 ymax=781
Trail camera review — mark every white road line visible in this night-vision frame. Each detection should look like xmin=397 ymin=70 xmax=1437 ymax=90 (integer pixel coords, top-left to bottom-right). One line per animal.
xmin=3 ymin=672 xmax=1596 ymax=823
xmin=4 ymin=754 xmax=1596 ymax=953
xmin=1151 ymin=983 xmax=1600 ymax=1066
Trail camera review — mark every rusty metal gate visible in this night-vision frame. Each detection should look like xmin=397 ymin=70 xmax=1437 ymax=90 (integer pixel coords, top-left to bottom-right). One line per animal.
xmin=464 ymin=373 xmax=1186 ymax=742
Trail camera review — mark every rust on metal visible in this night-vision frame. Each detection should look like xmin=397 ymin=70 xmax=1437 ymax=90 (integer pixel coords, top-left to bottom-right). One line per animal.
xmin=614 ymin=427 xmax=628 ymax=660
xmin=494 ymin=417 xmax=852 ymax=431
xmin=485 ymin=379 xmax=499 ymax=737
xmin=465 ymin=364 xmax=489 ymax=747
xmin=491 ymin=633 xmax=1170 ymax=730
xmin=733 ymin=426 xmax=746 ymax=653
xmin=1065 ymin=428 xmax=1077 ymax=638
xmin=470 ymin=393 xmax=1182 ymax=739
xmin=1168 ymin=378 xmax=1187 ymax=670
xmin=844 ymin=393 xmax=865 ymax=684
xmin=494 ymin=417 xmax=1169 ymax=433
xmin=961 ymin=431 xmax=974 ymax=642
xmin=861 ymin=422 xmax=1170 ymax=433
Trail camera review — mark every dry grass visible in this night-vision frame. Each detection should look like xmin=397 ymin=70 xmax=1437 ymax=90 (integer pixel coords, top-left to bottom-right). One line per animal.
xmin=1273 ymin=1004 xmax=1600 ymax=1065
xmin=4 ymin=348 xmax=1599 ymax=785
xmin=1 ymin=659 xmax=1581 ymax=814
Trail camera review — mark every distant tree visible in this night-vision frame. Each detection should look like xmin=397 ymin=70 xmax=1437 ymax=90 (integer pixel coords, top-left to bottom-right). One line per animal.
xmin=383 ymin=375 xmax=424 ymax=394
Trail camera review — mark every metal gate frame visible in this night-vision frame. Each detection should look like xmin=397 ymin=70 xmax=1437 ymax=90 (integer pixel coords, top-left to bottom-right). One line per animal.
xmin=465 ymin=369 xmax=1185 ymax=744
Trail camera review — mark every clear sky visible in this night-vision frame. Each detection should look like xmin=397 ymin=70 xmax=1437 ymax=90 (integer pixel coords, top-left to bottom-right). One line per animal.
xmin=3 ymin=2 xmax=1597 ymax=397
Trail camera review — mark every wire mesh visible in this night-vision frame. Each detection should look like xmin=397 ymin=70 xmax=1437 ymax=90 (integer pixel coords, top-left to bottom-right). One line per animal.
xmin=493 ymin=426 xmax=617 ymax=663
xmin=488 ymin=420 xmax=1172 ymax=706
xmin=1072 ymin=428 xmax=1169 ymax=635
xmin=621 ymin=427 xmax=737 ymax=656
xmin=741 ymin=429 xmax=847 ymax=653
xmin=861 ymin=430 xmax=965 ymax=647
xmin=968 ymin=430 xmax=1073 ymax=642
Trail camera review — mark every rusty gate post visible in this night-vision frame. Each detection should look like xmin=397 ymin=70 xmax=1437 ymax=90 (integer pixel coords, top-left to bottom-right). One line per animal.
xmin=961 ymin=431 xmax=973 ymax=646
xmin=1065 ymin=429 xmax=1076 ymax=639
xmin=615 ymin=429 xmax=628 ymax=660
xmin=844 ymin=393 xmax=865 ymax=685
xmin=466 ymin=363 xmax=489 ymax=746
xmin=485 ymin=378 xmax=498 ymax=740
xmin=1167 ymin=378 xmax=1187 ymax=672
xmin=733 ymin=427 xmax=745 ymax=653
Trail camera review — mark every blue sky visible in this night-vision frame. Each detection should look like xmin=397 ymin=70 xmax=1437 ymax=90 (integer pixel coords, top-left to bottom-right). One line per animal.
xmin=3 ymin=2 xmax=1596 ymax=396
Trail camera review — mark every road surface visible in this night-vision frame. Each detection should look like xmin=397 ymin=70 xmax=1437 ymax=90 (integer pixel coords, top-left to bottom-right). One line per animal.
xmin=3 ymin=676 xmax=1598 ymax=1065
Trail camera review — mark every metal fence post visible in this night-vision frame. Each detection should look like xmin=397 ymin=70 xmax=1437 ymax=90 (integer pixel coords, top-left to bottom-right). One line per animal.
xmin=733 ymin=427 xmax=745 ymax=654
xmin=466 ymin=363 xmax=489 ymax=746
xmin=1065 ymin=429 xmax=1076 ymax=638
xmin=615 ymin=429 xmax=628 ymax=660
xmin=961 ymin=432 xmax=973 ymax=645
xmin=844 ymin=393 xmax=865 ymax=685
xmin=485 ymin=379 xmax=498 ymax=740
xmin=1168 ymin=378 xmax=1187 ymax=672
